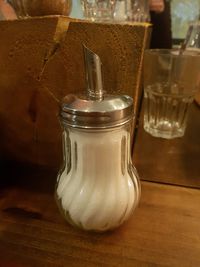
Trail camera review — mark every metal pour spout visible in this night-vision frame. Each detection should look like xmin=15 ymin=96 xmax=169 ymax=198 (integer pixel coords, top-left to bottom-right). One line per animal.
xmin=83 ymin=45 xmax=104 ymax=101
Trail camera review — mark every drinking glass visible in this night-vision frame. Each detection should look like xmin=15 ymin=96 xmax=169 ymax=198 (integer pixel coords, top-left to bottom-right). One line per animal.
xmin=127 ymin=0 xmax=150 ymax=22
xmin=81 ymin=0 xmax=150 ymax=22
xmin=113 ymin=0 xmax=150 ymax=22
xmin=81 ymin=0 xmax=116 ymax=22
xmin=143 ymin=49 xmax=200 ymax=139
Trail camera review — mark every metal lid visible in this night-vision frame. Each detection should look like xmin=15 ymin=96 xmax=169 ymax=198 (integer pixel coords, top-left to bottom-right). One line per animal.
xmin=60 ymin=45 xmax=134 ymax=129
xmin=61 ymin=93 xmax=133 ymax=128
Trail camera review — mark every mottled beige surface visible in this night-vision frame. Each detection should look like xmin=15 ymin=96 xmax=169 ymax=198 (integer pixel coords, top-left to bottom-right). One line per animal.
xmin=0 ymin=16 xmax=151 ymax=167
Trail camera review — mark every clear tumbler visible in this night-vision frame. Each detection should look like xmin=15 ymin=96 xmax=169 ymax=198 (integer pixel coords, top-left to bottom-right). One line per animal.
xmin=143 ymin=49 xmax=200 ymax=139
xmin=81 ymin=0 xmax=116 ymax=21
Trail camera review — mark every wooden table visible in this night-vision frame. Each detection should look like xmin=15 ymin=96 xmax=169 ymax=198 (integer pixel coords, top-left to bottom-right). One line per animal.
xmin=0 ymin=102 xmax=200 ymax=267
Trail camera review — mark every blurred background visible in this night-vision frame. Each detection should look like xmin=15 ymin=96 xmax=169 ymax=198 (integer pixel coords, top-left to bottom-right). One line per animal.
xmin=1 ymin=0 xmax=200 ymax=47
xmin=71 ymin=0 xmax=200 ymax=47
xmin=171 ymin=0 xmax=200 ymax=45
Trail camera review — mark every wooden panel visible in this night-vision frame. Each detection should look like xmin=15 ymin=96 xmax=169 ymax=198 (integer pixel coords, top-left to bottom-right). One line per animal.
xmin=133 ymin=102 xmax=200 ymax=188
xmin=0 ymin=17 xmax=151 ymax=168
xmin=0 ymin=165 xmax=200 ymax=266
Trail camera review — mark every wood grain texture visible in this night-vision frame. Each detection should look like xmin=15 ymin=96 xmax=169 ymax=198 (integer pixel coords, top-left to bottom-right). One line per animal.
xmin=0 ymin=16 xmax=151 ymax=168
xmin=133 ymin=102 xmax=200 ymax=188
xmin=0 ymin=165 xmax=200 ymax=267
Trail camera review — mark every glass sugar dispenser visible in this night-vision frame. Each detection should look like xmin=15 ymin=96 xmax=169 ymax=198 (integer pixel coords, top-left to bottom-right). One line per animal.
xmin=55 ymin=45 xmax=141 ymax=232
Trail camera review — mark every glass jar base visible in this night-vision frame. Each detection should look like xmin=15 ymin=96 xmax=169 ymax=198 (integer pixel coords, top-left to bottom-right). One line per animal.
xmin=144 ymin=124 xmax=185 ymax=139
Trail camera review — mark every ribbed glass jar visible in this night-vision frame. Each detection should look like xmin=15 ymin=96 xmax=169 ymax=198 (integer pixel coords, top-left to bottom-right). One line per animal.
xmin=55 ymin=120 xmax=140 ymax=232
